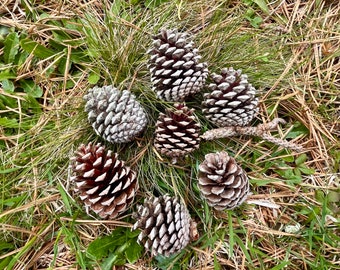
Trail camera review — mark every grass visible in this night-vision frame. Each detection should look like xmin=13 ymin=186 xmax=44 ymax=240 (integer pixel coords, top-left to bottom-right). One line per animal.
xmin=0 ymin=0 xmax=339 ymax=269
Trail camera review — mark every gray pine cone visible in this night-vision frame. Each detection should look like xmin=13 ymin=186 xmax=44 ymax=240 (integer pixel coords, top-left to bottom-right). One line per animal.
xmin=132 ymin=195 xmax=198 ymax=257
xmin=84 ymin=85 xmax=148 ymax=143
xmin=154 ymin=103 xmax=201 ymax=158
xmin=202 ymin=67 xmax=258 ymax=127
xmin=198 ymin=151 xmax=249 ymax=210
xmin=148 ymin=29 xmax=208 ymax=101
xmin=70 ymin=142 xmax=138 ymax=219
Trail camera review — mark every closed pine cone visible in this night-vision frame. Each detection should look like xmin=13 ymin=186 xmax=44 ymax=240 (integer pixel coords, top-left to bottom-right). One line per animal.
xmin=148 ymin=29 xmax=208 ymax=101
xmin=198 ymin=151 xmax=249 ymax=210
xmin=84 ymin=85 xmax=148 ymax=143
xmin=202 ymin=67 xmax=258 ymax=127
xmin=154 ymin=103 xmax=201 ymax=158
xmin=70 ymin=142 xmax=138 ymax=219
xmin=132 ymin=195 xmax=198 ymax=257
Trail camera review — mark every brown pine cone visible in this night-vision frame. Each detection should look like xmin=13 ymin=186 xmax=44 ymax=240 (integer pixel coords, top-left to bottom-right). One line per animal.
xmin=154 ymin=103 xmax=201 ymax=158
xmin=148 ymin=29 xmax=208 ymax=101
xmin=202 ymin=67 xmax=258 ymax=127
xmin=70 ymin=142 xmax=138 ymax=219
xmin=84 ymin=85 xmax=148 ymax=143
xmin=198 ymin=151 xmax=249 ymax=210
xmin=132 ymin=195 xmax=198 ymax=257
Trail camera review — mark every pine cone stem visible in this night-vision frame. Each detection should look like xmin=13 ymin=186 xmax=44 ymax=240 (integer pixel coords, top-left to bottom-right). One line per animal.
xmin=260 ymin=133 xmax=303 ymax=152
xmin=201 ymin=118 xmax=303 ymax=152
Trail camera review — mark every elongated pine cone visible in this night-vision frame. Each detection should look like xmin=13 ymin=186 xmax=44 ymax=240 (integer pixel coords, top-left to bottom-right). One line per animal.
xmin=84 ymin=85 xmax=148 ymax=143
xmin=198 ymin=151 xmax=249 ymax=210
xmin=70 ymin=143 xmax=138 ymax=219
xmin=202 ymin=67 xmax=258 ymax=127
xmin=132 ymin=195 xmax=198 ymax=257
xmin=154 ymin=103 xmax=201 ymax=158
xmin=148 ymin=29 xmax=208 ymax=101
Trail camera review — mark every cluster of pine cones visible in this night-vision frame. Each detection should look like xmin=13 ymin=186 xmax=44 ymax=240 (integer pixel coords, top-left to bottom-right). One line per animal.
xmin=70 ymin=29 xmax=257 ymax=257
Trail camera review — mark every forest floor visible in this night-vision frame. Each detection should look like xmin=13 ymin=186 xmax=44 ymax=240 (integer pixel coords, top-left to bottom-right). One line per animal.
xmin=0 ymin=0 xmax=339 ymax=269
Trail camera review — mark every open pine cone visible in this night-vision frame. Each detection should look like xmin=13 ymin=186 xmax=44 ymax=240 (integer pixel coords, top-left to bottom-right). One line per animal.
xmin=84 ymin=85 xmax=148 ymax=143
xmin=148 ymin=29 xmax=208 ymax=101
xmin=70 ymin=142 xmax=138 ymax=219
xmin=198 ymin=151 xmax=249 ymax=210
xmin=202 ymin=67 xmax=258 ymax=127
xmin=154 ymin=103 xmax=201 ymax=158
xmin=132 ymin=195 xmax=198 ymax=257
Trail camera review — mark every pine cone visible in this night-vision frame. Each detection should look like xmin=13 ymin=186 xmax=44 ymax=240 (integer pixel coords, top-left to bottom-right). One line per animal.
xmin=198 ymin=151 xmax=249 ymax=210
xmin=202 ymin=67 xmax=258 ymax=127
xmin=70 ymin=142 xmax=138 ymax=219
xmin=84 ymin=85 xmax=147 ymax=143
xmin=148 ymin=29 xmax=208 ymax=101
xmin=132 ymin=195 xmax=198 ymax=257
xmin=154 ymin=103 xmax=201 ymax=158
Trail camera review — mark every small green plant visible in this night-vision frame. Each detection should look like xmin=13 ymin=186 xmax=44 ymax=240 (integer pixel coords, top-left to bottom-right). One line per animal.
xmin=0 ymin=28 xmax=42 ymax=96
xmin=86 ymin=227 xmax=143 ymax=269
xmin=0 ymin=16 xmax=92 ymax=97
xmin=273 ymin=154 xmax=315 ymax=185
xmin=0 ymin=14 xmax=93 ymax=150
xmin=242 ymin=0 xmax=269 ymax=28
xmin=0 ymin=93 xmax=41 ymax=150
xmin=244 ymin=9 xmax=263 ymax=28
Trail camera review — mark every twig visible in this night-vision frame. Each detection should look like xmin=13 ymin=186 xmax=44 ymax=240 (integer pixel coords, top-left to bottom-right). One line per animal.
xmin=201 ymin=118 xmax=303 ymax=152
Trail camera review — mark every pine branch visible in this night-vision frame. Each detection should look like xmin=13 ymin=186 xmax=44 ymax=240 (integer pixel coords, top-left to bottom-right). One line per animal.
xmin=201 ymin=118 xmax=303 ymax=152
